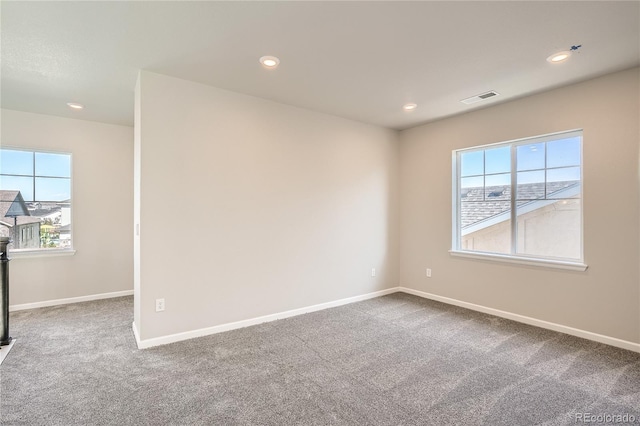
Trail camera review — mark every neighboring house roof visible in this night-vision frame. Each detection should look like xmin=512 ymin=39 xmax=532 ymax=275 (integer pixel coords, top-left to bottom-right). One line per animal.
xmin=0 ymin=190 xmax=41 ymax=229
xmin=31 ymin=207 xmax=62 ymax=218
xmin=460 ymin=181 xmax=580 ymax=234
xmin=16 ymin=216 xmax=41 ymax=226
xmin=0 ymin=190 xmax=30 ymax=218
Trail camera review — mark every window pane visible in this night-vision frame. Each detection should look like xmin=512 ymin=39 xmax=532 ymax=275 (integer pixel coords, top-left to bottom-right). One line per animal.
xmin=547 ymin=136 xmax=581 ymax=168
xmin=517 ymin=143 xmax=545 ymax=171
xmin=485 ymin=173 xmax=510 ymax=200
xmin=0 ymin=149 xmax=33 ymax=176
xmin=547 ymin=166 xmax=580 ymax=183
xmin=460 ymin=150 xmax=483 ymax=177
xmin=517 ymin=199 xmax=581 ymax=259
xmin=35 ymin=177 xmax=71 ymax=202
xmin=547 ymin=167 xmax=580 ymax=198
xmin=485 ymin=146 xmax=510 ymax=174
xmin=461 ymin=171 xmax=511 ymax=255
xmin=35 ymin=152 xmax=71 ymax=177
xmin=0 ymin=175 xmax=34 ymax=201
xmin=461 ymin=176 xmax=483 ymax=189
xmin=460 ymin=201 xmax=511 ymax=255
xmin=461 ymin=177 xmax=483 ymax=201
xmin=517 ymin=170 xmax=545 ymax=200
xmin=27 ymin=201 xmax=71 ymax=249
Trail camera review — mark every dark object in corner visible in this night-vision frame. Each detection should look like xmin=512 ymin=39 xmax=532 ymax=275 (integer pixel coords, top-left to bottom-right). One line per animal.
xmin=0 ymin=237 xmax=12 ymax=346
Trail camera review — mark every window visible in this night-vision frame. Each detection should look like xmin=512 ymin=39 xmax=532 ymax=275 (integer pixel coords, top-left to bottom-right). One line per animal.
xmin=452 ymin=130 xmax=584 ymax=269
xmin=0 ymin=148 xmax=72 ymax=251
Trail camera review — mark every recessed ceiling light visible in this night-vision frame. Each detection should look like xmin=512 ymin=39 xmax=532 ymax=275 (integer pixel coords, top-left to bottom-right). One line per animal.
xmin=547 ymin=51 xmax=572 ymax=63
xmin=402 ymin=103 xmax=417 ymax=112
xmin=66 ymin=102 xmax=84 ymax=110
xmin=259 ymin=56 xmax=280 ymax=69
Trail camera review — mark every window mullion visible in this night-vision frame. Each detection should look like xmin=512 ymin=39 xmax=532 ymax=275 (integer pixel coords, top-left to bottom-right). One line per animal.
xmin=510 ymin=145 xmax=517 ymax=255
xmin=453 ymin=152 xmax=460 ymax=250
xmin=32 ymin=152 xmax=36 ymax=202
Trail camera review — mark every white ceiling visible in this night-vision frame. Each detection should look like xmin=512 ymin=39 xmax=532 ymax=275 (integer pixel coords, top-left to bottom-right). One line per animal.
xmin=2 ymin=1 xmax=639 ymax=130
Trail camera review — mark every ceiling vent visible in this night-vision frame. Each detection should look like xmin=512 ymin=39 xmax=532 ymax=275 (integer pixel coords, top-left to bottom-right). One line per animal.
xmin=460 ymin=90 xmax=500 ymax=105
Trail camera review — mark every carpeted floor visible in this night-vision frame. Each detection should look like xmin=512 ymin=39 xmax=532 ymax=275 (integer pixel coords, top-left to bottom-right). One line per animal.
xmin=1 ymin=292 xmax=639 ymax=425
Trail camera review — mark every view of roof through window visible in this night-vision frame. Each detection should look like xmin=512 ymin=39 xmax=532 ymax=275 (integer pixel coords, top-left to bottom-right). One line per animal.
xmin=454 ymin=132 xmax=582 ymax=261
xmin=0 ymin=148 xmax=72 ymax=251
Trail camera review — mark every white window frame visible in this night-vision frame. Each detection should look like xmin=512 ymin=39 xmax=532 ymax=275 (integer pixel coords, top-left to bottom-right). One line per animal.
xmin=0 ymin=147 xmax=75 ymax=258
xmin=450 ymin=129 xmax=587 ymax=271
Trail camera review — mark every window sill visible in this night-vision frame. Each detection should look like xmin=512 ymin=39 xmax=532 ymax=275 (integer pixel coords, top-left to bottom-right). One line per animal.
xmin=449 ymin=250 xmax=588 ymax=272
xmin=9 ymin=249 xmax=76 ymax=259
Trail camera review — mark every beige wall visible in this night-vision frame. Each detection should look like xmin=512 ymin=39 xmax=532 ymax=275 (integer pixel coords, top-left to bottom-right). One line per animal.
xmin=399 ymin=67 xmax=640 ymax=343
xmin=1 ymin=109 xmax=134 ymax=305
xmin=6 ymin=68 xmax=637 ymax=347
xmin=135 ymin=71 xmax=399 ymax=341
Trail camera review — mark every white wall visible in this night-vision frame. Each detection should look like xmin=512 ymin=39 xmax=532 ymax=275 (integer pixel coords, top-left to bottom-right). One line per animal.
xmin=135 ymin=71 xmax=399 ymax=341
xmin=1 ymin=109 xmax=134 ymax=305
xmin=399 ymin=67 xmax=640 ymax=343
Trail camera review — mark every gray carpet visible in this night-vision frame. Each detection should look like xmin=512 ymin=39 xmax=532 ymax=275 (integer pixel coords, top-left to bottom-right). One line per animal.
xmin=1 ymin=292 xmax=639 ymax=425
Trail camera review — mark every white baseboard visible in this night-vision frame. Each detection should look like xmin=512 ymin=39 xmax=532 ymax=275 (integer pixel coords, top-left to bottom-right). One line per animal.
xmin=134 ymin=287 xmax=400 ymax=349
xmin=27 ymin=285 xmax=634 ymax=354
xmin=399 ymin=287 xmax=640 ymax=354
xmin=9 ymin=290 xmax=134 ymax=312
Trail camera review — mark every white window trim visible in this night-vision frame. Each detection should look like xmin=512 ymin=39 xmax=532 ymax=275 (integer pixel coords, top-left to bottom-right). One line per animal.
xmin=10 ymin=248 xmax=76 ymax=259
xmin=1 ymin=146 xmax=74 ymax=253
xmin=449 ymin=250 xmax=587 ymax=271
xmin=451 ymin=129 xmax=586 ymax=270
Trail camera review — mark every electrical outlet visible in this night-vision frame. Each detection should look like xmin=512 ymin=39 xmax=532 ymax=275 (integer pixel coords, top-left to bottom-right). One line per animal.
xmin=371 ymin=268 xmax=376 ymax=277
xmin=155 ymin=298 xmax=165 ymax=312
xmin=426 ymin=268 xmax=432 ymax=278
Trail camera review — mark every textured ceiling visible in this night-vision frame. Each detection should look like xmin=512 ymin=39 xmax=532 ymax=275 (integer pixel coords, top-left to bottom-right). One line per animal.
xmin=2 ymin=1 xmax=639 ymax=129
